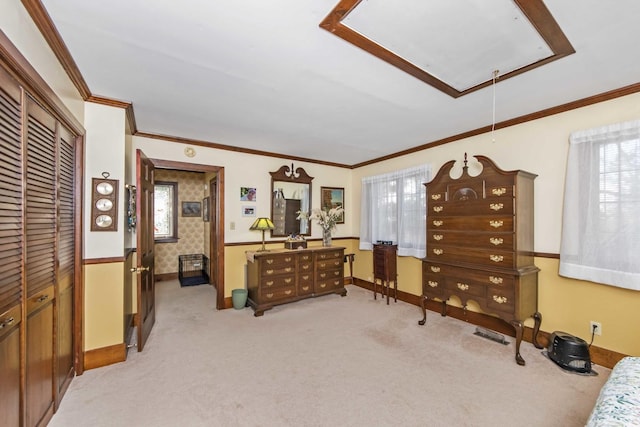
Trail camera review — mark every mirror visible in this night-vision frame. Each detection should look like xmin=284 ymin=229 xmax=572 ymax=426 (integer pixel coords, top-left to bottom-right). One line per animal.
xmin=270 ymin=164 xmax=313 ymax=237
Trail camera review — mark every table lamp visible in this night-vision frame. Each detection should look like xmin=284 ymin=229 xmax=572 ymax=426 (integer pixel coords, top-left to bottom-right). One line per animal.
xmin=250 ymin=217 xmax=275 ymax=251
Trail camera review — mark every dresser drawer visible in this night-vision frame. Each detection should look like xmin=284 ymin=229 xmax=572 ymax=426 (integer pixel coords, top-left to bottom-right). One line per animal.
xmin=422 ymin=262 xmax=446 ymax=298
xmin=261 ymin=274 xmax=296 ymax=289
xmin=427 ymin=231 xmax=513 ymax=250
xmin=315 ymin=249 xmax=343 ymax=262
xmin=260 ymin=286 xmax=297 ymax=302
xmin=297 ymin=275 xmax=314 ymax=295
xmin=316 ymin=258 xmax=342 ymax=270
xmin=428 ymin=245 xmax=514 ymax=268
xmin=428 ymin=216 xmax=514 ymax=232
xmin=260 ymin=254 xmax=296 ymax=275
xmin=316 ymin=268 xmax=342 ymax=283
xmin=298 ymin=260 xmax=313 ymax=275
xmin=315 ymin=276 xmax=343 ymax=293
xmin=444 ymin=277 xmax=485 ymax=299
xmin=485 ymin=183 xmax=514 ymax=199
xmin=428 ymin=199 xmax=514 ymax=216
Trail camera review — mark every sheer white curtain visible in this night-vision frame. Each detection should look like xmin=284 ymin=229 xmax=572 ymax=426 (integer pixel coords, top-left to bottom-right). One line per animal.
xmin=559 ymin=119 xmax=640 ymax=291
xmin=360 ymin=165 xmax=431 ymax=258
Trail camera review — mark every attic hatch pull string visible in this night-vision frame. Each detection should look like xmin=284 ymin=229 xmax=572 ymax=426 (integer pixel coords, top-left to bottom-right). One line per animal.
xmin=491 ymin=69 xmax=499 ymax=143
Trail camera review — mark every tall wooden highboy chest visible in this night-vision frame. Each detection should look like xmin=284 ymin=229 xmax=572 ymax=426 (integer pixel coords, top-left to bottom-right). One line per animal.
xmin=419 ymin=154 xmax=542 ymax=365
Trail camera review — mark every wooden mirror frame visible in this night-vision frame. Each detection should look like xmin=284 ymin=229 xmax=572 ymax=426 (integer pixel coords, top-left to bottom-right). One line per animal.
xmin=270 ymin=164 xmax=313 ymax=237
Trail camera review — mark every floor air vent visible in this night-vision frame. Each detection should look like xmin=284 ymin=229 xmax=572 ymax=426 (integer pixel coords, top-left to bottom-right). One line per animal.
xmin=473 ymin=327 xmax=509 ymax=345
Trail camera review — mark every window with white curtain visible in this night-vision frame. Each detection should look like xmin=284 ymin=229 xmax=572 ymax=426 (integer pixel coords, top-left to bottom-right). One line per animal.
xmin=359 ymin=165 xmax=431 ymax=258
xmin=559 ymin=119 xmax=640 ymax=291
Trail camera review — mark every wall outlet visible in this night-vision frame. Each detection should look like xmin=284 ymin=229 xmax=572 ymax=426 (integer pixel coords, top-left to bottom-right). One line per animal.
xmin=590 ymin=321 xmax=602 ymax=336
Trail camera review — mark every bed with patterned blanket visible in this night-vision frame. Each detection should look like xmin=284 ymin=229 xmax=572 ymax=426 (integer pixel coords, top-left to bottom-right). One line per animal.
xmin=586 ymin=356 xmax=640 ymax=426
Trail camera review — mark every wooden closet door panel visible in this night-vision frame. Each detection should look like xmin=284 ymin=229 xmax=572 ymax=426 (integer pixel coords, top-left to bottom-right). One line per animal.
xmin=25 ymin=96 xmax=56 ymax=298
xmin=0 ymin=67 xmax=23 ymax=315
xmin=56 ymin=125 xmax=75 ymax=402
xmin=0 ymin=321 xmax=21 ymax=427
xmin=26 ymin=298 xmax=55 ymax=427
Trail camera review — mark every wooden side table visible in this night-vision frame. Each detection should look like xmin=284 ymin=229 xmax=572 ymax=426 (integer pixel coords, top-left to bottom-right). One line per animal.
xmin=373 ymin=244 xmax=398 ymax=304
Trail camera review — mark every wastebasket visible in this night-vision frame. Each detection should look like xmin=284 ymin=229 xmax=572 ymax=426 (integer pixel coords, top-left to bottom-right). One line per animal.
xmin=232 ymin=289 xmax=248 ymax=310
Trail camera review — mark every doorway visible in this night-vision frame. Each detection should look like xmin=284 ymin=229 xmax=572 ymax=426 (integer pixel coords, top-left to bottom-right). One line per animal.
xmin=150 ymin=158 xmax=225 ymax=310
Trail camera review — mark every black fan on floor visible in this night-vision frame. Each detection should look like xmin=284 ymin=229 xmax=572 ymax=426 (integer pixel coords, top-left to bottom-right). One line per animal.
xmin=545 ymin=331 xmax=596 ymax=375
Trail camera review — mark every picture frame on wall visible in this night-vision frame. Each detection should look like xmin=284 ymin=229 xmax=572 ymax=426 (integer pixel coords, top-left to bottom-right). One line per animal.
xmin=242 ymin=205 xmax=256 ymax=217
xmin=320 ymin=186 xmax=344 ymax=223
xmin=202 ymin=197 xmax=210 ymax=222
xmin=240 ymin=187 xmax=256 ymax=201
xmin=182 ymin=201 xmax=201 ymax=217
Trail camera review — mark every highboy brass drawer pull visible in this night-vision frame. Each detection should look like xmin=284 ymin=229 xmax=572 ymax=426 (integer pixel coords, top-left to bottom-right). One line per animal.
xmin=433 ymin=234 xmax=443 ymax=241
xmin=489 ymin=276 xmax=503 ymax=284
xmin=428 ymin=281 xmax=438 ymax=288
xmin=433 ymin=220 xmax=443 ymax=227
xmin=457 ymin=283 xmax=469 ymax=291
xmin=431 ymin=194 xmax=441 ymax=200
xmin=490 ymin=255 xmax=504 ymax=262
xmin=266 ymin=259 xmax=274 ymax=264
xmin=493 ymin=295 xmax=508 ymax=304
xmin=433 ymin=248 xmax=443 ymax=255
xmin=489 ymin=237 xmax=503 ymax=245
xmin=492 ymin=188 xmax=507 ymax=196
xmin=433 ymin=206 xmax=443 ymax=213
xmin=430 ymin=266 xmax=440 ymax=273
xmin=489 ymin=220 xmax=503 ymax=228
xmin=489 ymin=203 xmax=504 ymax=211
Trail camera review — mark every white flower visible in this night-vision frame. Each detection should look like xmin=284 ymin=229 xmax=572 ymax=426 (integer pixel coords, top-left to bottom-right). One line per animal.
xmin=297 ymin=207 xmax=343 ymax=231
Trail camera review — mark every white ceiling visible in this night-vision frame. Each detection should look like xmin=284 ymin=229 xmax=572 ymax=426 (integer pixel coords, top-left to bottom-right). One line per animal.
xmin=40 ymin=0 xmax=640 ymax=166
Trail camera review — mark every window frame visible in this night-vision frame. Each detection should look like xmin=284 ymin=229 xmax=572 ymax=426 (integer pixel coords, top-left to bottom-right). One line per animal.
xmin=154 ymin=181 xmax=178 ymax=243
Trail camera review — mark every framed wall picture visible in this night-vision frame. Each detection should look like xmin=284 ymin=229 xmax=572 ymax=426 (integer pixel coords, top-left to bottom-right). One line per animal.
xmin=242 ymin=205 xmax=256 ymax=217
xmin=240 ymin=187 xmax=256 ymax=201
xmin=202 ymin=197 xmax=210 ymax=222
xmin=182 ymin=201 xmax=201 ymax=217
xmin=320 ymin=186 xmax=344 ymax=223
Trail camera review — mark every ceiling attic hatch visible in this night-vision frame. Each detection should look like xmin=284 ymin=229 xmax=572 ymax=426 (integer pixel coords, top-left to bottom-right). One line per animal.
xmin=320 ymin=0 xmax=575 ymax=98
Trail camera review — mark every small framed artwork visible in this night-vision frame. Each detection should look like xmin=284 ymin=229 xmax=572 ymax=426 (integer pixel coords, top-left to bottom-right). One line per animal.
xmin=240 ymin=187 xmax=256 ymax=201
xmin=202 ymin=197 xmax=210 ymax=222
xmin=182 ymin=201 xmax=201 ymax=217
xmin=242 ymin=205 xmax=256 ymax=217
xmin=320 ymin=186 xmax=345 ymax=223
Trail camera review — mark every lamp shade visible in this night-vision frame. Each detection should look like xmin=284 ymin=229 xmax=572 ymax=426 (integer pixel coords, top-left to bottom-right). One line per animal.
xmin=250 ymin=217 xmax=275 ymax=231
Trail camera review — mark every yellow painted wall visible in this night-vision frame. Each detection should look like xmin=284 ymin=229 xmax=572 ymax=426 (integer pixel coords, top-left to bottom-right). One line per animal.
xmin=83 ymin=262 xmax=125 ymax=351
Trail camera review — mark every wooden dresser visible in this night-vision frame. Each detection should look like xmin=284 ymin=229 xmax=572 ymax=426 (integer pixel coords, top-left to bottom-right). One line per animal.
xmin=373 ymin=244 xmax=398 ymax=304
xmin=246 ymin=246 xmax=346 ymax=316
xmin=419 ymin=154 xmax=542 ymax=365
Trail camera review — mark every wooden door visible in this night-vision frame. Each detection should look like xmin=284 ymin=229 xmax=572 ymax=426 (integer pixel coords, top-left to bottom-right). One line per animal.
xmin=0 ymin=60 xmax=23 ymax=427
xmin=25 ymin=95 xmax=56 ymax=427
xmin=135 ymin=149 xmax=155 ymax=351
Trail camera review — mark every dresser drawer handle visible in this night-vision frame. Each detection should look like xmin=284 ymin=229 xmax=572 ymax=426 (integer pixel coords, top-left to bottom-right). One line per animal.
xmin=284 ymin=267 xmax=292 ymax=272
xmin=489 ymin=220 xmax=503 ymax=228
xmin=37 ymin=294 xmax=50 ymax=303
xmin=489 ymin=276 xmax=503 ymax=284
xmin=433 ymin=234 xmax=443 ymax=241
xmin=266 ymin=293 xmax=274 ymax=299
xmin=284 ymin=278 xmax=292 ymax=284
xmin=333 ymin=280 xmax=341 ymax=285
xmin=302 ymin=286 xmax=310 ymax=291
xmin=433 ymin=206 xmax=443 ymax=213
xmin=302 ymin=275 xmax=310 ymax=280
xmin=266 ymin=280 xmax=274 ymax=287
xmin=302 ymin=255 xmax=310 ymax=260
xmin=428 ymin=281 xmax=438 ymax=288
xmin=334 ymin=261 xmax=340 ymax=266
xmin=490 ymin=255 xmax=504 ymax=263
xmin=430 ymin=266 xmax=440 ymax=273
xmin=433 ymin=248 xmax=443 ymax=255
xmin=431 ymin=194 xmax=441 ymax=200
xmin=457 ymin=283 xmax=469 ymax=291
xmin=284 ymin=290 xmax=292 ymax=295
xmin=320 ymin=283 xmax=327 ymax=288
xmin=489 ymin=237 xmax=504 ymax=245
xmin=302 ymin=265 xmax=310 ymax=270
xmin=493 ymin=295 xmax=508 ymax=304
xmin=490 ymin=203 xmax=504 ymax=211
xmin=0 ymin=317 xmax=15 ymax=329
xmin=333 ymin=271 xmax=340 ymax=276
xmin=265 ymin=269 xmax=274 ymax=275
xmin=320 ymin=273 xmax=326 ymax=278
xmin=320 ymin=254 xmax=327 ymax=259
xmin=266 ymin=259 xmax=274 ymax=264
xmin=492 ymin=187 xmax=507 ymax=196
xmin=433 ymin=220 xmax=443 ymax=227
xmin=319 ymin=263 xmax=326 ymax=268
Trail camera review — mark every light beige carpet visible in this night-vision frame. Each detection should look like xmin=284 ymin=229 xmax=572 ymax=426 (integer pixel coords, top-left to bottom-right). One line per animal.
xmin=50 ymin=281 xmax=609 ymax=427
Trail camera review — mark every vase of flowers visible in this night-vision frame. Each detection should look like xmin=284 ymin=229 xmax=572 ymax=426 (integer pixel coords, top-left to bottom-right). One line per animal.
xmin=298 ymin=207 xmax=344 ymax=247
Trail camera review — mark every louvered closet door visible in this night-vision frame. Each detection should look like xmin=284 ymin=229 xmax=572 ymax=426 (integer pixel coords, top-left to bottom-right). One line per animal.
xmin=25 ymin=96 xmax=56 ymax=427
xmin=0 ymin=60 xmax=23 ymax=427
xmin=56 ymin=125 xmax=75 ymax=404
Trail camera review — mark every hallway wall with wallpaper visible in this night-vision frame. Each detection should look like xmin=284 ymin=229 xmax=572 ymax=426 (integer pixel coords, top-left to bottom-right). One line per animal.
xmin=155 ymin=169 xmax=207 ymax=275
